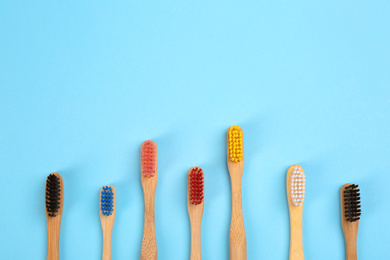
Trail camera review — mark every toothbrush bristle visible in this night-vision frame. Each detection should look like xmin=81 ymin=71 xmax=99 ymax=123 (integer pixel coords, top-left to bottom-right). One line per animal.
xmin=289 ymin=166 xmax=305 ymax=206
xmin=189 ymin=167 xmax=204 ymax=205
xmin=46 ymin=174 xmax=61 ymax=217
xmin=228 ymin=126 xmax=243 ymax=163
xmin=344 ymin=184 xmax=361 ymax=222
xmin=141 ymin=140 xmax=156 ymax=177
xmin=100 ymin=186 xmax=114 ymax=216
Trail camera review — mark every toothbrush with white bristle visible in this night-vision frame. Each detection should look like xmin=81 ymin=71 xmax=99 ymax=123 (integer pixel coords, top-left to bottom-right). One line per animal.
xmin=286 ymin=165 xmax=306 ymax=260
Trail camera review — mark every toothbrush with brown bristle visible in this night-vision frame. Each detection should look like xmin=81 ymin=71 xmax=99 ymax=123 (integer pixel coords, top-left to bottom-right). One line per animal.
xmin=100 ymin=185 xmax=116 ymax=260
xmin=286 ymin=165 xmax=306 ymax=260
xmin=140 ymin=140 xmax=158 ymax=260
xmin=341 ymin=184 xmax=361 ymax=260
xmin=227 ymin=125 xmax=246 ymax=260
xmin=187 ymin=167 xmax=204 ymax=260
xmin=45 ymin=172 xmax=64 ymax=260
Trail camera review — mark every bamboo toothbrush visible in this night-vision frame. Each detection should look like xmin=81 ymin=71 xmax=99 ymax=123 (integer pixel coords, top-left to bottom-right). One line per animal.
xmin=227 ymin=125 xmax=246 ymax=260
xmin=45 ymin=172 xmax=64 ymax=260
xmin=286 ymin=165 xmax=306 ymax=260
xmin=140 ymin=140 xmax=158 ymax=260
xmin=100 ymin=185 xmax=116 ymax=260
xmin=341 ymin=184 xmax=361 ymax=260
xmin=187 ymin=167 xmax=204 ymax=260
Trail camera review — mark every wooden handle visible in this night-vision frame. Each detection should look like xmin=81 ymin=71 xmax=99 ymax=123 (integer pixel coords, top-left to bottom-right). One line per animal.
xmin=141 ymin=204 xmax=157 ymax=260
xmin=229 ymin=180 xmax=247 ymax=260
xmin=289 ymin=212 xmax=304 ymax=260
xmin=190 ymin=220 xmax=202 ymax=260
xmin=102 ymin=228 xmax=113 ymax=260
xmin=47 ymin=219 xmax=60 ymax=260
xmin=345 ymin=233 xmax=358 ymax=260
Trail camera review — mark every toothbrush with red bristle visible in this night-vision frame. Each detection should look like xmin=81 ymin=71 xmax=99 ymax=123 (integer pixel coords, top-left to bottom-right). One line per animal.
xmin=140 ymin=140 xmax=158 ymax=260
xmin=187 ymin=167 xmax=204 ymax=260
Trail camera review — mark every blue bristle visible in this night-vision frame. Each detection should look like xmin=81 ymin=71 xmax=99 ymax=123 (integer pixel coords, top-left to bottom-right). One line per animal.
xmin=100 ymin=186 xmax=114 ymax=216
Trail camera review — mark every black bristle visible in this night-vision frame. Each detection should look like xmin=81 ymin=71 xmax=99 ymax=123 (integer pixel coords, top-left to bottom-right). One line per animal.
xmin=344 ymin=184 xmax=361 ymax=222
xmin=46 ymin=174 xmax=61 ymax=217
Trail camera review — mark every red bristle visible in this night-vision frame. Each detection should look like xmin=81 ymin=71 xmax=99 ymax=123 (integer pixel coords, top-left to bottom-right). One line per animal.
xmin=141 ymin=140 xmax=156 ymax=177
xmin=189 ymin=167 xmax=204 ymax=205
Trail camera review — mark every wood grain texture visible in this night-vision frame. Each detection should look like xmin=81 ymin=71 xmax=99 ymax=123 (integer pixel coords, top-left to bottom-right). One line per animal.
xmin=100 ymin=185 xmax=116 ymax=260
xmin=46 ymin=172 xmax=64 ymax=260
xmin=187 ymin=167 xmax=204 ymax=260
xmin=226 ymin=127 xmax=247 ymax=260
xmin=286 ymin=165 xmax=304 ymax=260
xmin=140 ymin=141 xmax=158 ymax=260
xmin=341 ymin=184 xmax=359 ymax=260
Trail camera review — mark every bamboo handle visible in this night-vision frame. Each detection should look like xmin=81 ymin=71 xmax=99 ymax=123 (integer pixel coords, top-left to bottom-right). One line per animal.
xmin=190 ymin=221 xmax=202 ymax=260
xmin=345 ymin=232 xmax=357 ymax=260
xmin=102 ymin=228 xmax=112 ymax=260
xmin=47 ymin=221 xmax=60 ymax=260
xmin=289 ymin=217 xmax=304 ymax=260
xmin=229 ymin=182 xmax=247 ymax=260
xmin=141 ymin=205 xmax=157 ymax=260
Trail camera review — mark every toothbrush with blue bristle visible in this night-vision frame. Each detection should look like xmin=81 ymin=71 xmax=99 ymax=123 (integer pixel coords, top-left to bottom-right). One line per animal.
xmin=100 ymin=185 xmax=116 ymax=260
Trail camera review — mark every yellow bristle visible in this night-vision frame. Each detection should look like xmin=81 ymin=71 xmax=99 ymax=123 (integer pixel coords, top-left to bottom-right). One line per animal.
xmin=228 ymin=125 xmax=243 ymax=162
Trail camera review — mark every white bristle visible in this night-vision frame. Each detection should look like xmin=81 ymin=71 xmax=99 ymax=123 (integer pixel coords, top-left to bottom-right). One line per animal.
xmin=289 ymin=166 xmax=305 ymax=206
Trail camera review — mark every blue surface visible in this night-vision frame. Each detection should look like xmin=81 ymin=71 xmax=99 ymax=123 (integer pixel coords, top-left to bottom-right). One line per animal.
xmin=1 ymin=1 xmax=389 ymax=259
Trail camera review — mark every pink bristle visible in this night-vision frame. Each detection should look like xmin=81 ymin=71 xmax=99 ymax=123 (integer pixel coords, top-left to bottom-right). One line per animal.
xmin=141 ymin=140 xmax=156 ymax=177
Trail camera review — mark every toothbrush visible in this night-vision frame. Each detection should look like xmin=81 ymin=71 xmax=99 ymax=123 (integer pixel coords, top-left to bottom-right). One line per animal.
xmin=100 ymin=185 xmax=116 ymax=260
xmin=140 ymin=140 xmax=158 ymax=260
xmin=286 ymin=165 xmax=306 ymax=260
xmin=341 ymin=184 xmax=361 ymax=260
xmin=227 ymin=126 xmax=246 ymax=260
xmin=45 ymin=172 xmax=64 ymax=260
xmin=187 ymin=167 xmax=204 ymax=260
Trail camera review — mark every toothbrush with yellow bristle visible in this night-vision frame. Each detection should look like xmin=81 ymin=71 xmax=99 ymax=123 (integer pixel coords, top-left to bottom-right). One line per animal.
xmin=227 ymin=126 xmax=246 ymax=260
xmin=286 ymin=165 xmax=306 ymax=260
xmin=140 ymin=140 xmax=158 ymax=260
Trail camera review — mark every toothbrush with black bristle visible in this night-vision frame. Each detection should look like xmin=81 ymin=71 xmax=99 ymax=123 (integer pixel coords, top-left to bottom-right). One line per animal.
xmin=341 ymin=183 xmax=361 ymax=260
xmin=100 ymin=185 xmax=116 ymax=260
xmin=45 ymin=172 xmax=64 ymax=260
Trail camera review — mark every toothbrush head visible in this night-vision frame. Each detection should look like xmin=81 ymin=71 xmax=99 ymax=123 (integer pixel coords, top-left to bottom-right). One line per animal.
xmin=45 ymin=173 xmax=63 ymax=217
xmin=189 ymin=167 xmax=204 ymax=205
xmin=343 ymin=184 xmax=361 ymax=222
xmin=141 ymin=140 xmax=157 ymax=178
xmin=287 ymin=165 xmax=306 ymax=207
xmin=228 ymin=126 xmax=243 ymax=163
xmin=100 ymin=185 xmax=115 ymax=216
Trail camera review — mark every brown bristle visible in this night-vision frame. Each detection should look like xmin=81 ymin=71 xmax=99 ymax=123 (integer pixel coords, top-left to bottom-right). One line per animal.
xmin=189 ymin=167 xmax=204 ymax=205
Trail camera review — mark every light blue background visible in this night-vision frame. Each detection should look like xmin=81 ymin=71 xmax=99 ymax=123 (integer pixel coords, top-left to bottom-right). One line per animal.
xmin=1 ymin=1 xmax=389 ymax=259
